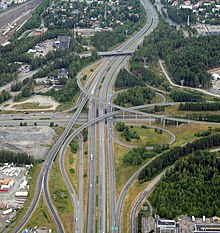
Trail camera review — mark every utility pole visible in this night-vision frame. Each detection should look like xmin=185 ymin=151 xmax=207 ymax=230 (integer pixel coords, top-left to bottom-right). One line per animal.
xmin=180 ymin=79 xmax=184 ymax=87
xmin=104 ymin=1 xmax=107 ymax=25
xmin=187 ymin=15 xmax=190 ymax=26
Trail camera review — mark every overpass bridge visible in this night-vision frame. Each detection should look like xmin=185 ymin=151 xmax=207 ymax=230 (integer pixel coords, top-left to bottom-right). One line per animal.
xmin=98 ymin=50 xmax=134 ymax=56
xmin=79 ymin=50 xmax=135 ymax=58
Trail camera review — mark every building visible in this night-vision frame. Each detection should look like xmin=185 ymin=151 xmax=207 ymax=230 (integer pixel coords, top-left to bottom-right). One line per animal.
xmin=155 ymin=217 xmax=180 ymax=233
xmin=194 ymin=224 xmax=220 ymax=233
xmin=58 ymin=68 xmax=68 ymax=79
xmin=32 ymin=28 xmax=48 ymax=36
xmin=0 ymin=3 xmax=7 ymax=10
xmin=55 ymin=36 xmax=71 ymax=49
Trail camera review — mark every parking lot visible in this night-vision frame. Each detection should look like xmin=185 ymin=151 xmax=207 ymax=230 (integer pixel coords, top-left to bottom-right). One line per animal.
xmin=178 ymin=215 xmax=220 ymax=233
xmin=0 ymin=166 xmax=28 ymax=208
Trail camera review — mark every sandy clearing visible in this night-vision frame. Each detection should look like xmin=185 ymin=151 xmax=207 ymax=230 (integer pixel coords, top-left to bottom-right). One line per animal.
xmin=1 ymin=95 xmax=59 ymax=111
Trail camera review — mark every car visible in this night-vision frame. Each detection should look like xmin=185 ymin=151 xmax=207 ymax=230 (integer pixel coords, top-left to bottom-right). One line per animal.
xmin=75 ymin=218 xmax=78 ymax=221
xmin=90 ymin=184 xmax=93 ymax=187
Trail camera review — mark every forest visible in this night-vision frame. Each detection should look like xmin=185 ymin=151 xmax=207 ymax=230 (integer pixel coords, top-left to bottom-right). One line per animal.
xmin=123 ymin=144 xmax=170 ymax=166
xmin=123 ymin=147 xmax=156 ymax=166
xmin=0 ymin=150 xmax=34 ymax=165
xmin=138 ymin=133 xmax=220 ymax=182
xmin=149 ymin=151 xmax=220 ymax=218
xmin=179 ymin=102 xmax=220 ymax=111
xmin=170 ymin=90 xmax=204 ymax=102
xmin=0 ymin=90 xmax=11 ymax=104
xmin=132 ymin=21 xmax=220 ymax=88
xmin=114 ymin=86 xmax=155 ymax=106
xmin=115 ymin=68 xmax=143 ymax=88
xmin=176 ymin=113 xmax=220 ymax=123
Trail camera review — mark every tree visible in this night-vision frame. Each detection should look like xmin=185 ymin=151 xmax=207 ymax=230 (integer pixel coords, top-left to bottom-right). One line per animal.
xmin=50 ymin=122 xmax=54 ymax=127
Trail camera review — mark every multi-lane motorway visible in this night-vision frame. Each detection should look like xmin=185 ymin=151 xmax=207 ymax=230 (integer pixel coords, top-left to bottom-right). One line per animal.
xmin=6 ymin=0 xmax=220 ymax=231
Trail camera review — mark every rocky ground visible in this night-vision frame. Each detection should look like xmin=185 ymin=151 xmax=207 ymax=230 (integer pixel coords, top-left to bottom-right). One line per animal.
xmin=0 ymin=126 xmax=56 ymax=159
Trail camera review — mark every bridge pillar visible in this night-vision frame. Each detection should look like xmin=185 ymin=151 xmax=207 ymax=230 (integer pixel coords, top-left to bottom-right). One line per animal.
xmin=176 ymin=121 xmax=179 ymax=127
xmin=162 ymin=119 xmax=166 ymax=127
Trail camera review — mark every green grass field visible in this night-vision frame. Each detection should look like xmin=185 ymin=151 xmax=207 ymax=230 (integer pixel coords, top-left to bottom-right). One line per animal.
xmin=114 ymin=124 xmax=170 ymax=146
xmin=49 ymin=158 xmax=74 ymax=233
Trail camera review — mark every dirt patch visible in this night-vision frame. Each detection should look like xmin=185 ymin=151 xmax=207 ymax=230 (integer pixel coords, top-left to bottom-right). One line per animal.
xmin=2 ymin=95 xmax=59 ymax=111
xmin=0 ymin=126 xmax=56 ymax=159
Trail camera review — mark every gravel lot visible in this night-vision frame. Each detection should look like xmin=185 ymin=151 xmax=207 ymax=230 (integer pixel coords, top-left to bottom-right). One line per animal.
xmin=0 ymin=126 xmax=56 ymax=159
xmin=1 ymin=95 xmax=59 ymax=111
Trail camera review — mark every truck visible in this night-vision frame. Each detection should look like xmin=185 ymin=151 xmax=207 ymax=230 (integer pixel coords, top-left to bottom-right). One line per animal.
xmin=3 ymin=208 xmax=13 ymax=215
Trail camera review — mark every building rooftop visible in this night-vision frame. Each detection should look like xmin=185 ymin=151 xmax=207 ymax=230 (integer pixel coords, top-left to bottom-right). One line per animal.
xmin=194 ymin=224 xmax=220 ymax=233
xmin=56 ymin=36 xmax=71 ymax=49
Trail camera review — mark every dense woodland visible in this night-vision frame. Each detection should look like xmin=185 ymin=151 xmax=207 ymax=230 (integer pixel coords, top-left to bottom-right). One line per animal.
xmin=176 ymin=113 xmax=220 ymax=123
xmin=179 ymin=102 xmax=220 ymax=111
xmin=138 ymin=133 xmax=220 ymax=182
xmin=123 ymin=143 xmax=170 ymax=166
xmin=0 ymin=150 xmax=34 ymax=165
xmin=115 ymin=68 xmax=143 ymax=88
xmin=0 ymin=90 xmax=11 ymax=104
xmin=149 ymin=151 xmax=220 ymax=218
xmin=114 ymin=86 xmax=155 ymax=106
xmin=170 ymin=90 xmax=204 ymax=102
xmin=132 ymin=21 xmax=220 ymax=88
xmin=130 ymin=64 xmax=170 ymax=91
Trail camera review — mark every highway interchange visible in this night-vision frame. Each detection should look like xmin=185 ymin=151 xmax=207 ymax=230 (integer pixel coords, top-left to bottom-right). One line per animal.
xmin=1 ymin=0 xmax=220 ymax=231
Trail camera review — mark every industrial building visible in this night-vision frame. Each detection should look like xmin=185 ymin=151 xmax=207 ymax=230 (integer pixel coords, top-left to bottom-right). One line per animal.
xmin=155 ymin=217 xmax=180 ymax=233
xmin=54 ymin=36 xmax=71 ymax=49
xmin=194 ymin=224 xmax=220 ymax=233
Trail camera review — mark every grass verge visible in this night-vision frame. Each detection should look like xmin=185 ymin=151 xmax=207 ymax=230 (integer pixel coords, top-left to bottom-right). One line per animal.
xmin=64 ymin=139 xmax=79 ymax=196
xmin=121 ymin=180 xmax=149 ymax=233
xmin=114 ymin=124 xmax=170 ymax=146
xmin=165 ymin=122 xmax=220 ymax=147
xmin=12 ymin=102 xmax=52 ymax=110
xmin=23 ymin=195 xmax=57 ymax=232
xmin=49 ymin=158 xmax=74 ymax=233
